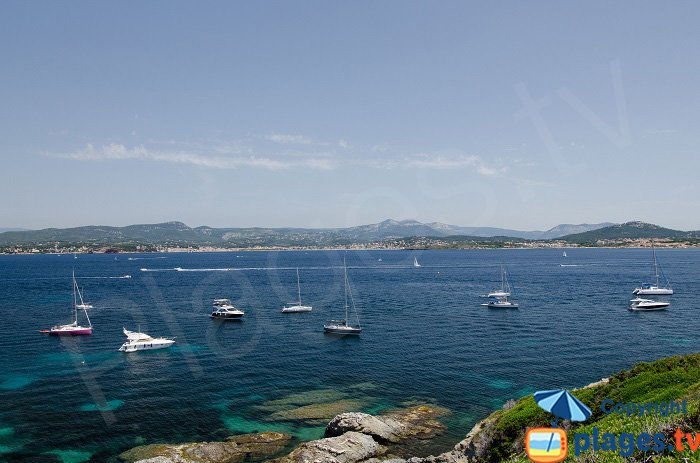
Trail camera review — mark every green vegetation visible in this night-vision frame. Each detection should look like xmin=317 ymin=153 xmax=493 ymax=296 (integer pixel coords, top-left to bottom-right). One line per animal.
xmin=474 ymin=354 xmax=700 ymax=462
xmin=562 ymin=221 xmax=699 ymax=244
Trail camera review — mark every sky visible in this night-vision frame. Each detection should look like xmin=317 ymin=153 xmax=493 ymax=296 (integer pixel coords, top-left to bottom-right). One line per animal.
xmin=1 ymin=1 xmax=699 ymax=231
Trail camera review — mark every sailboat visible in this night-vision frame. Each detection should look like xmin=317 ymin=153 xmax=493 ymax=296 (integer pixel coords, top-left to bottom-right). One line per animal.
xmin=282 ymin=268 xmax=312 ymax=313
xmin=324 ymin=258 xmax=362 ymax=335
xmin=633 ymin=243 xmax=673 ymax=295
xmin=40 ymin=271 xmax=93 ymax=335
xmin=562 ymin=250 xmax=567 ymax=257
xmin=482 ymin=265 xmax=519 ymax=309
xmin=414 ymin=257 xmax=421 ymax=268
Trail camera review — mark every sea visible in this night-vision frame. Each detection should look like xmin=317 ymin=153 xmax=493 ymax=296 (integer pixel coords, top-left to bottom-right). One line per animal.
xmin=0 ymin=248 xmax=698 ymax=462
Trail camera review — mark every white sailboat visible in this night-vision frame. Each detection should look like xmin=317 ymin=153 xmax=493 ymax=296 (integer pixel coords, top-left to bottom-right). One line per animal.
xmin=282 ymin=268 xmax=312 ymax=313
xmin=562 ymin=250 xmax=567 ymax=257
xmin=414 ymin=257 xmax=421 ymax=268
xmin=633 ymin=244 xmax=673 ymax=295
xmin=41 ymin=271 xmax=93 ymax=335
xmin=483 ymin=265 xmax=518 ymax=309
xmin=119 ymin=327 xmax=175 ymax=352
xmin=324 ymin=258 xmax=362 ymax=335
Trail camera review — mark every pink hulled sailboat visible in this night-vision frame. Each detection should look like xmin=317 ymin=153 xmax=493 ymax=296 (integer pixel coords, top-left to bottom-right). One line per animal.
xmin=40 ymin=271 xmax=93 ymax=336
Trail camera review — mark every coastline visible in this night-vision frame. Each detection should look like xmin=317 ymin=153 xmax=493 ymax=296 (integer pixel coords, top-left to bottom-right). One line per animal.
xmin=2 ymin=241 xmax=700 ymax=256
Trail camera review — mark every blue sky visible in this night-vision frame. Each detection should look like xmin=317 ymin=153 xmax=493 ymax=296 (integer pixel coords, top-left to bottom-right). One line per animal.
xmin=2 ymin=1 xmax=699 ymax=230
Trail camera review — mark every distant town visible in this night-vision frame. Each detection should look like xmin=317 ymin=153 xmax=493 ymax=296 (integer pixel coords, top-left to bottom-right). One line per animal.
xmin=1 ymin=220 xmax=698 ymax=255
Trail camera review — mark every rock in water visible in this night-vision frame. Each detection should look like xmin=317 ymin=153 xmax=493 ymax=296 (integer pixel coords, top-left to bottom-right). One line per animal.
xmin=119 ymin=431 xmax=291 ymax=463
xmin=272 ymin=431 xmax=380 ymax=463
xmin=326 ymin=413 xmax=403 ymax=443
xmin=326 ymin=405 xmax=448 ymax=443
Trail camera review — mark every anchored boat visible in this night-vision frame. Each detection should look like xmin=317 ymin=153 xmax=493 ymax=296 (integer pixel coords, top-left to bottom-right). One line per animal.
xmin=40 ymin=271 xmax=93 ymax=336
xmin=482 ymin=265 xmax=519 ymax=309
xmin=211 ymin=299 xmax=245 ymax=319
xmin=633 ymin=244 xmax=673 ymax=295
xmin=119 ymin=328 xmax=175 ymax=352
xmin=324 ymin=258 xmax=362 ymax=335
xmin=282 ymin=268 xmax=312 ymax=313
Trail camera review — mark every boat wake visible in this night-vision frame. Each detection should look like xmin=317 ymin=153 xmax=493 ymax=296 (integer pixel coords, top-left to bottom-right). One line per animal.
xmin=128 ymin=257 xmax=167 ymax=261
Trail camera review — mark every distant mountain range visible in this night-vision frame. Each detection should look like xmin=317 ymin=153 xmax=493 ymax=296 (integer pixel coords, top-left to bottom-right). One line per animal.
xmin=0 ymin=220 xmax=696 ymax=248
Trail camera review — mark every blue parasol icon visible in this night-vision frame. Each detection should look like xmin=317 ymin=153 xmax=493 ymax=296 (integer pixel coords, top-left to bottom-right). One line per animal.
xmin=534 ymin=389 xmax=592 ymax=426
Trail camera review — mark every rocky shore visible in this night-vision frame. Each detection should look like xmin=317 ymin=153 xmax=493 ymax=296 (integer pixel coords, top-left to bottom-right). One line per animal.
xmin=119 ymin=404 xmax=481 ymax=463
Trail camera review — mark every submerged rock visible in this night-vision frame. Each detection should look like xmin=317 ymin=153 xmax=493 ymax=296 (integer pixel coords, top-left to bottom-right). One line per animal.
xmin=269 ymin=399 xmax=367 ymax=423
xmin=272 ymin=431 xmax=381 ymax=463
xmin=119 ymin=431 xmax=291 ymax=463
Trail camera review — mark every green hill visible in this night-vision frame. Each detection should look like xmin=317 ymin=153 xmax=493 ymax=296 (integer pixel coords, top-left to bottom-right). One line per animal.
xmin=561 ymin=221 xmax=697 ymax=243
xmin=468 ymin=354 xmax=700 ymax=462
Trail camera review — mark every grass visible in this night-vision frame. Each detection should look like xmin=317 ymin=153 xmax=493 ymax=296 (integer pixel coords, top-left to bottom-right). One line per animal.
xmin=474 ymin=354 xmax=700 ymax=462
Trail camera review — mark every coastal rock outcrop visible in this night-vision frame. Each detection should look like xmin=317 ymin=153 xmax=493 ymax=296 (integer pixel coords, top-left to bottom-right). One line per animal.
xmin=325 ymin=405 xmax=448 ymax=444
xmin=119 ymin=431 xmax=291 ymax=463
xmin=271 ymin=431 xmax=381 ymax=463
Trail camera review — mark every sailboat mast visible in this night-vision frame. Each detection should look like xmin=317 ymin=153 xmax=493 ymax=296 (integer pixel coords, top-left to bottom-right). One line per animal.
xmin=652 ymin=244 xmax=660 ymax=287
xmin=344 ymin=258 xmax=349 ymax=322
xmin=72 ymin=270 xmax=78 ymax=323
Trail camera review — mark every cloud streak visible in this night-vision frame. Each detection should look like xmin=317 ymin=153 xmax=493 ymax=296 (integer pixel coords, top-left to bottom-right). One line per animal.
xmin=45 ymin=143 xmax=337 ymax=170
xmin=44 ymin=140 xmax=506 ymax=176
xmin=265 ymin=133 xmax=313 ymax=145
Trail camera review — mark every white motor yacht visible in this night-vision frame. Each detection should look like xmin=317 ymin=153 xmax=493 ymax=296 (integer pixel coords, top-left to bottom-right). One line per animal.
xmin=211 ymin=299 xmax=245 ymax=319
xmin=119 ymin=328 xmax=175 ymax=352
xmin=629 ymin=298 xmax=670 ymax=311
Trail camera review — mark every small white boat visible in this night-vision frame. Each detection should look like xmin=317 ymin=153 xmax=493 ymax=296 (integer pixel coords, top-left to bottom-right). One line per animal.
xmin=629 ymin=298 xmax=670 ymax=311
xmin=282 ymin=268 xmax=312 ymax=313
xmin=414 ymin=257 xmax=421 ymax=268
xmin=482 ymin=265 xmax=518 ymax=309
xmin=324 ymin=258 xmax=362 ymax=335
xmin=211 ymin=299 xmax=244 ymax=319
xmin=633 ymin=244 xmax=673 ymax=295
xmin=562 ymin=250 xmax=567 ymax=257
xmin=119 ymin=328 xmax=174 ymax=352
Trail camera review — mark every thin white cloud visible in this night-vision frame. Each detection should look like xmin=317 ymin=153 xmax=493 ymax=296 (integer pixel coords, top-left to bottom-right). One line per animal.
xmin=44 ymin=143 xmax=337 ymax=171
xmin=266 ymin=133 xmax=313 ymax=145
xmin=401 ymin=153 xmax=504 ymax=176
xmin=44 ymin=141 xmax=505 ymax=176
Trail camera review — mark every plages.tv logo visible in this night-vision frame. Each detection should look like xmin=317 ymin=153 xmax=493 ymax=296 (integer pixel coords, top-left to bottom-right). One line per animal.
xmin=525 ymin=389 xmax=592 ymax=463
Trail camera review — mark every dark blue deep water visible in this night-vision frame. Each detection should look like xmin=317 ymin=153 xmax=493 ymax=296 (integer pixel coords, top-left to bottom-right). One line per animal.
xmin=1 ymin=249 xmax=698 ymax=462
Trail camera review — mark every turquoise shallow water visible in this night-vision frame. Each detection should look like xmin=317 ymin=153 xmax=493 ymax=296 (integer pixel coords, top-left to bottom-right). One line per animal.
xmin=0 ymin=248 xmax=699 ymax=462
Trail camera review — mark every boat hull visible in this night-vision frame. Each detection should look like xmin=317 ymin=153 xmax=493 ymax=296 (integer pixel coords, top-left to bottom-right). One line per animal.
xmin=211 ymin=313 xmax=244 ymax=319
xmin=46 ymin=327 xmax=93 ymax=336
xmin=483 ymin=302 xmax=519 ymax=309
xmin=120 ymin=340 xmax=175 ymax=352
xmin=629 ymin=303 xmax=669 ymax=311
xmin=629 ymin=305 xmax=668 ymax=312
xmin=633 ymin=288 xmax=673 ymax=295
xmin=324 ymin=325 xmax=361 ymax=335
xmin=282 ymin=305 xmax=312 ymax=313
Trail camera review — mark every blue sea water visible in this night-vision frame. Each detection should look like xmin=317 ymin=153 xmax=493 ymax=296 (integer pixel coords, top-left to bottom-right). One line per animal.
xmin=0 ymin=248 xmax=698 ymax=462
